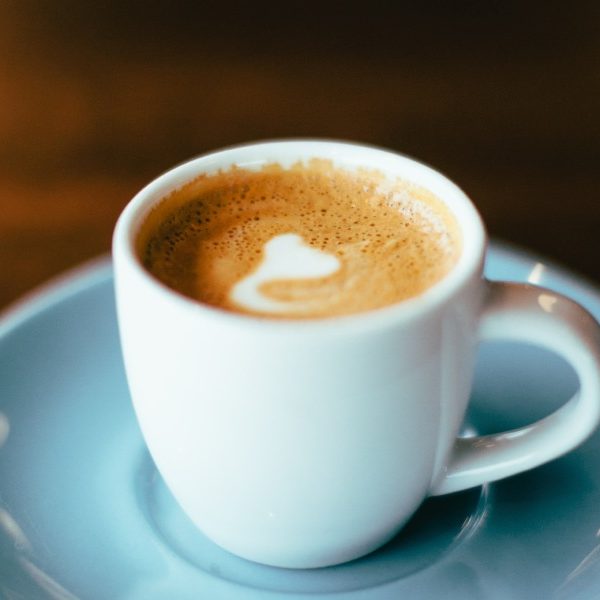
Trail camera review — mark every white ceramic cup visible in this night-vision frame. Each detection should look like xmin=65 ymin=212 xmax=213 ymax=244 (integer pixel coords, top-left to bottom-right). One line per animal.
xmin=113 ymin=140 xmax=600 ymax=569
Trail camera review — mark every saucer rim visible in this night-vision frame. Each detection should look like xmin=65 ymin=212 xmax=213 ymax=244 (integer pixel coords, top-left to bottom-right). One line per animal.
xmin=0 ymin=255 xmax=112 ymax=338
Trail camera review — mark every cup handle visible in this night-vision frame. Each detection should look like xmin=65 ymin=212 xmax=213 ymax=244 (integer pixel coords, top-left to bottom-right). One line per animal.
xmin=432 ymin=279 xmax=600 ymax=495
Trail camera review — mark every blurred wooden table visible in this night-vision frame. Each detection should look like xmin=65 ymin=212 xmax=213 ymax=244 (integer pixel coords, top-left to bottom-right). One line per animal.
xmin=1 ymin=1 xmax=599 ymax=310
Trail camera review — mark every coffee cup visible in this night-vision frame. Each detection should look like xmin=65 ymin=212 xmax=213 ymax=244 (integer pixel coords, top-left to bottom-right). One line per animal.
xmin=113 ymin=140 xmax=600 ymax=569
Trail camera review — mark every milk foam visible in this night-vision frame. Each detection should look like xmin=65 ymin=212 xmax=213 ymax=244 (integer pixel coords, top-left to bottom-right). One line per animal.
xmin=230 ymin=233 xmax=340 ymax=314
xmin=139 ymin=160 xmax=461 ymax=319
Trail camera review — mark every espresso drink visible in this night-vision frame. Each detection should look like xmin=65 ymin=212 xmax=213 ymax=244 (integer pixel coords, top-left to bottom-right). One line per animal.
xmin=138 ymin=160 xmax=461 ymax=318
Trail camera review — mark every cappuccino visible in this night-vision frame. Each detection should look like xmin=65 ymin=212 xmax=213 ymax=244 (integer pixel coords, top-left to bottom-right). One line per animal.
xmin=138 ymin=160 xmax=460 ymax=318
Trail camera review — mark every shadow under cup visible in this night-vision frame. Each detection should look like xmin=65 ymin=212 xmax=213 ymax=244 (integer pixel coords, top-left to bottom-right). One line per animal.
xmin=113 ymin=140 xmax=493 ymax=569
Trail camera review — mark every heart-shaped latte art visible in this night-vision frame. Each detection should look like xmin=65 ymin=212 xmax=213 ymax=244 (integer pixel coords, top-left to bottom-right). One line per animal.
xmin=230 ymin=233 xmax=340 ymax=314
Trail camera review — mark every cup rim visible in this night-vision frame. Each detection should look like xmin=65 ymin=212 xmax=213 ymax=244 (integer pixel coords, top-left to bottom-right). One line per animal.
xmin=112 ymin=139 xmax=486 ymax=334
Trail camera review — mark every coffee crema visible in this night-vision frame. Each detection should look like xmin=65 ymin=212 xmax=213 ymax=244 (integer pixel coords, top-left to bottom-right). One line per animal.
xmin=137 ymin=160 xmax=461 ymax=319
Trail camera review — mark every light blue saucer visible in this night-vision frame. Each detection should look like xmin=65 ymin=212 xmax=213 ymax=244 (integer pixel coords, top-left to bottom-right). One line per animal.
xmin=1 ymin=243 xmax=599 ymax=599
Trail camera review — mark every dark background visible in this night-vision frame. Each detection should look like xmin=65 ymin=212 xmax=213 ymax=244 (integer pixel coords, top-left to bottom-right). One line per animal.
xmin=1 ymin=1 xmax=599 ymax=309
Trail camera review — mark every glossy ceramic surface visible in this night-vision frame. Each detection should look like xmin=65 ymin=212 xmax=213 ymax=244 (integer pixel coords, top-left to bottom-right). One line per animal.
xmin=1 ymin=243 xmax=599 ymax=599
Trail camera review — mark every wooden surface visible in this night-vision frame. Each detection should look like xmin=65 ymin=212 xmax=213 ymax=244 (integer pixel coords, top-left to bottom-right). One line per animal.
xmin=1 ymin=1 xmax=599 ymax=311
